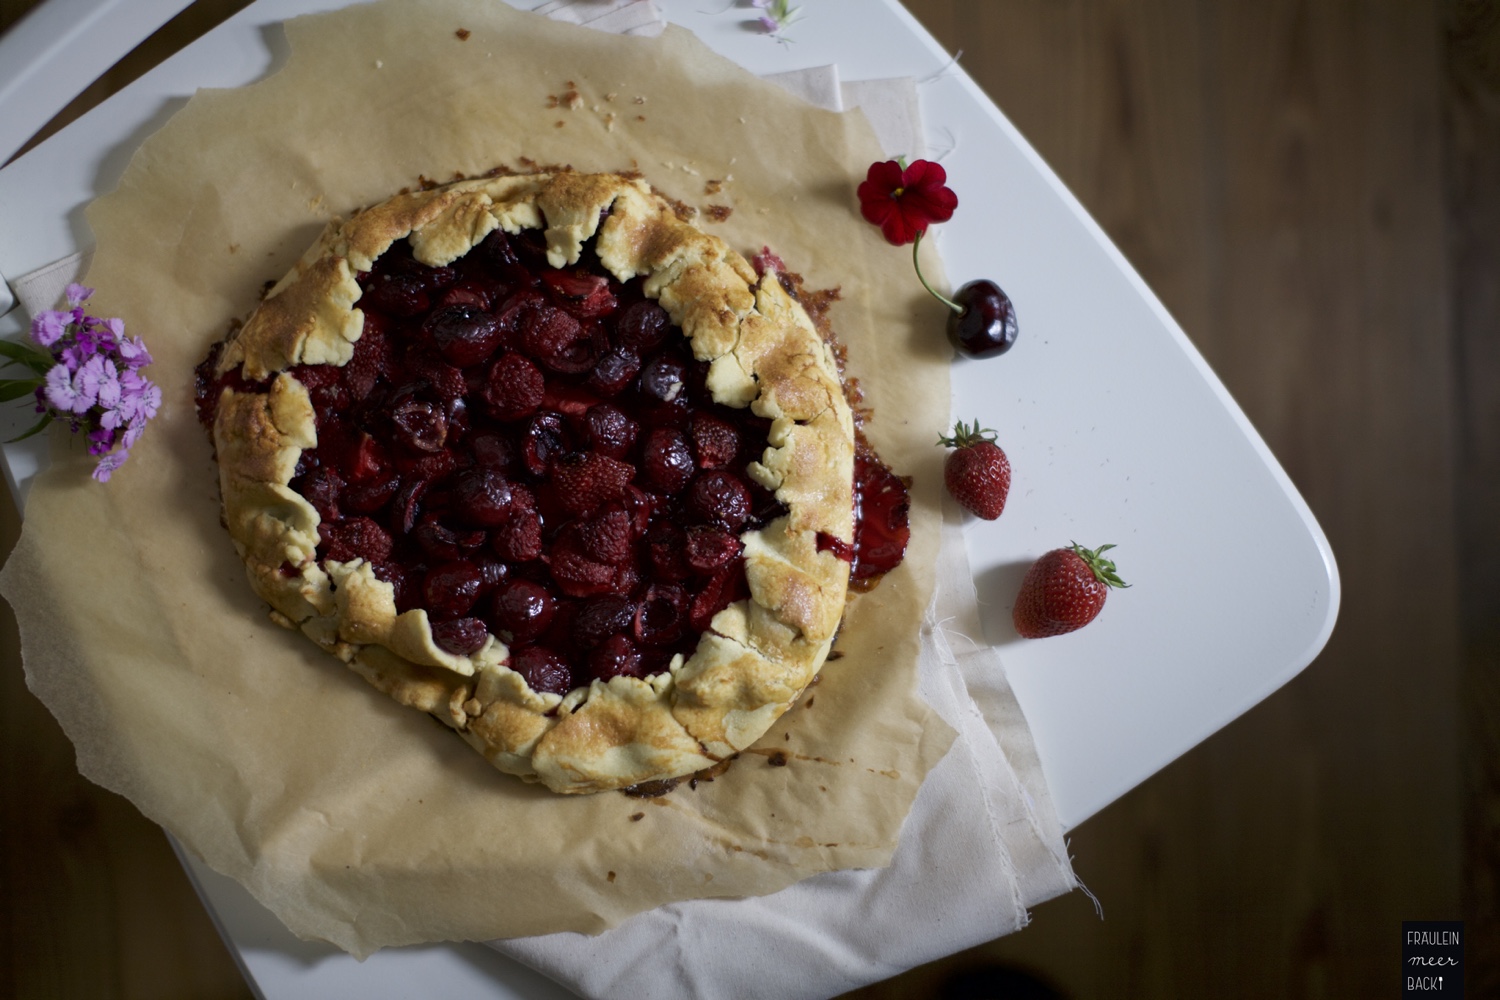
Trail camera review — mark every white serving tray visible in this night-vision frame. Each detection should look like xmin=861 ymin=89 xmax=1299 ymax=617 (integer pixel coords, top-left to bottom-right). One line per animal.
xmin=0 ymin=1 xmax=1338 ymax=996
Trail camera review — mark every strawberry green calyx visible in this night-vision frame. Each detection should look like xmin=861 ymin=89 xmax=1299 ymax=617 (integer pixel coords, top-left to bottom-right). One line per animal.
xmin=1070 ymin=542 xmax=1130 ymax=589
xmin=937 ymin=419 xmax=997 ymax=450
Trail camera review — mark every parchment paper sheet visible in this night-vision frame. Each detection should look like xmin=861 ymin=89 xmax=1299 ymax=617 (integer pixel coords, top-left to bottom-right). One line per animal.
xmin=0 ymin=0 xmax=961 ymax=955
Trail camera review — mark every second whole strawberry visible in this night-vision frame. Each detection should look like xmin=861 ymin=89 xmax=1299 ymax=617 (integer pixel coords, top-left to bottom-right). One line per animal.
xmin=939 ymin=420 xmax=1012 ymax=520
xmin=1013 ymin=542 xmax=1129 ymax=638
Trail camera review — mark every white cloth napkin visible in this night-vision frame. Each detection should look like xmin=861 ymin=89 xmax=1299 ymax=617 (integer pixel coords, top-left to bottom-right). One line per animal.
xmin=10 ymin=249 xmax=90 ymax=320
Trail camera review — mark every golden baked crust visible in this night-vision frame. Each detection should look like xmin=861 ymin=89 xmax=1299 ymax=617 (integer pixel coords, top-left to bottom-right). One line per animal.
xmin=208 ymin=171 xmax=855 ymax=793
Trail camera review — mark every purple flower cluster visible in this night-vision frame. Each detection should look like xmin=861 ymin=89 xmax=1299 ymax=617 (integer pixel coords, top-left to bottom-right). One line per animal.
xmin=750 ymin=0 xmax=800 ymax=35
xmin=26 ymin=284 xmax=159 ymax=481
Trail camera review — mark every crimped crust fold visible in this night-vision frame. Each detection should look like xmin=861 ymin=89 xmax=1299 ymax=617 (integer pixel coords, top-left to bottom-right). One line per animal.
xmin=209 ymin=171 xmax=857 ymax=793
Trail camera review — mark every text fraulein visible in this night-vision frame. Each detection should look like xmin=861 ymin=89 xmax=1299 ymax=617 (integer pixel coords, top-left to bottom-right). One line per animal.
xmin=1405 ymin=930 xmax=1460 ymax=946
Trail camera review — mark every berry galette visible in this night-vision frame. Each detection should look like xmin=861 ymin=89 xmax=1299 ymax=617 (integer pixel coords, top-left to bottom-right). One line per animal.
xmin=197 ymin=171 xmax=908 ymax=793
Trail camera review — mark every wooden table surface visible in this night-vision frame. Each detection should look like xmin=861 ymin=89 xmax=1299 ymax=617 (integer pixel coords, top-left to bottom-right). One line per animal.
xmin=2 ymin=1 xmax=1495 ymax=997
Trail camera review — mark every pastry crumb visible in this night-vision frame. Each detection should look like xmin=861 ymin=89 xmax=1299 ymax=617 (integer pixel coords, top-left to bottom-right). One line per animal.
xmin=555 ymin=120 xmax=566 ymax=128
xmin=629 ymin=812 xmax=645 ymax=822
xmin=704 ymin=179 xmax=723 ymax=195
xmin=607 ymin=871 xmax=617 ymax=882
xmin=374 ymin=59 xmax=383 ymax=69
xmin=455 ymin=27 xmax=470 ymax=40
xmin=228 ymin=243 xmax=239 ymax=254
xmin=633 ymin=95 xmax=647 ymax=104
xmin=704 ymin=204 xmax=733 ymax=222
xmin=548 ymin=83 xmax=583 ymax=111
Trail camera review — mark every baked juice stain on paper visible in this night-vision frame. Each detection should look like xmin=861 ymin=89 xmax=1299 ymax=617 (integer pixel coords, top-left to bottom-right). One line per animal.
xmin=620 ymin=755 xmax=739 ymax=799
xmin=744 ymin=746 xmax=842 ymax=767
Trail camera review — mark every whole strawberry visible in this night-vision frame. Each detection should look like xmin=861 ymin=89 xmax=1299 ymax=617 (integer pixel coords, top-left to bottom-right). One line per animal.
xmin=1013 ymin=543 xmax=1128 ymax=638
xmin=939 ymin=420 xmax=1011 ymax=520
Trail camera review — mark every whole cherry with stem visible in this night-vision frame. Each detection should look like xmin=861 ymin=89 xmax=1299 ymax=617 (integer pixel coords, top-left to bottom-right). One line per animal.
xmin=857 ymin=158 xmax=1019 ymax=359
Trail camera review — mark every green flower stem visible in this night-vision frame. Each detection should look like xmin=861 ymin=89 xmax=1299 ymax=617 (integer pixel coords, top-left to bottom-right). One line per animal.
xmin=912 ymin=231 xmax=962 ymax=314
xmin=7 ymin=413 xmax=51 ymax=443
xmin=0 ymin=339 xmax=55 ymax=376
xmin=0 ymin=377 xmax=42 ymax=402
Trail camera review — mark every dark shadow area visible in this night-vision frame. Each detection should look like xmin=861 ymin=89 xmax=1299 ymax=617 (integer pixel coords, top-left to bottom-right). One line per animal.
xmin=971 ymin=556 xmax=1033 ymax=647
xmin=938 ymin=962 xmax=1069 ymax=1000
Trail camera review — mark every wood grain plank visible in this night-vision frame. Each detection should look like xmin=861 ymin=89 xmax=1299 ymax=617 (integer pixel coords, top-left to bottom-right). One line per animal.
xmin=847 ymin=2 xmax=1466 ymax=997
xmin=1191 ymin=5 xmax=1461 ymax=993
xmin=0 ymin=490 xmax=254 ymax=999
xmin=1444 ymin=0 xmax=1500 ymax=992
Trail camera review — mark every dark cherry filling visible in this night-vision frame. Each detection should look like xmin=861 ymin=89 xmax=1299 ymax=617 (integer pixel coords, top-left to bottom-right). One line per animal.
xmin=197 ymin=226 xmax=909 ymax=695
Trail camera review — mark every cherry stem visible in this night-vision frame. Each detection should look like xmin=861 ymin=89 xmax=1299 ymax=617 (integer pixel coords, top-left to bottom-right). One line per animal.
xmin=912 ymin=231 xmax=962 ymax=314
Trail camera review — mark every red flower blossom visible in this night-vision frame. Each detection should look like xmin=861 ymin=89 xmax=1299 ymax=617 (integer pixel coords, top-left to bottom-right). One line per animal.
xmin=857 ymin=159 xmax=958 ymax=246
xmin=853 ymin=157 xmax=1019 ymax=359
